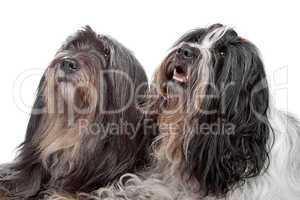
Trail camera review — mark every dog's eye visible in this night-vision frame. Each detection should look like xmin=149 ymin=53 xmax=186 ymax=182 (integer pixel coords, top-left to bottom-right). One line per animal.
xmin=103 ymin=48 xmax=110 ymax=57
xmin=217 ymin=47 xmax=226 ymax=57
xmin=219 ymin=51 xmax=225 ymax=57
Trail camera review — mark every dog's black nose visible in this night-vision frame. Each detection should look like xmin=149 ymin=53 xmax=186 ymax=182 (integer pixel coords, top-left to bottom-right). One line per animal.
xmin=60 ymin=59 xmax=79 ymax=73
xmin=176 ymin=46 xmax=196 ymax=60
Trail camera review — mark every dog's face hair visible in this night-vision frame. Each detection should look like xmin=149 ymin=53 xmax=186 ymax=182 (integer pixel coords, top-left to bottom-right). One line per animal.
xmin=4 ymin=26 xmax=151 ymax=198
xmin=152 ymin=24 xmax=270 ymax=197
xmin=35 ymin=27 xmax=110 ymax=164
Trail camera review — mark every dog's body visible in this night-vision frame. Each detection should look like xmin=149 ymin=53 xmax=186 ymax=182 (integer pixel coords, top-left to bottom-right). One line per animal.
xmin=0 ymin=26 xmax=153 ymax=199
xmin=55 ymin=24 xmax=300 ymax=200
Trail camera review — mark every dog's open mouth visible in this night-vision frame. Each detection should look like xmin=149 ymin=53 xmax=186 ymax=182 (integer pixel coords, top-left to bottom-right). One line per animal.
xmin=172 ymin=66 xmax=188 ymax=83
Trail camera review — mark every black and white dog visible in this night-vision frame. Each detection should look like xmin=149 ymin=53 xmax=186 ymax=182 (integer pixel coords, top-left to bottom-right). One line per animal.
xmin=56 ymin=24 xmax=300 ymax=200
xmin=0 ymin=26 xmax=153 ymax=199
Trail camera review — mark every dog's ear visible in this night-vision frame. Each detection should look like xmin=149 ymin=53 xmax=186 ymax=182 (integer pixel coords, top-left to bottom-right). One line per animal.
xmin=77 ymin=39 xmax=154 ymax=190
xmin=2 ymin=76 xmax=49 ymax=198
xmin=23 ymin=76 xmax=47 ymax=143
xmin=186 ymin=40 xmax=271 ymax=197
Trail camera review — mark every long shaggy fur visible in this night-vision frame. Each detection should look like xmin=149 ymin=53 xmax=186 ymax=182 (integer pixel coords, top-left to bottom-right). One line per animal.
xmin=54 ymin=24 xmax=300 ymax=200
xmin=0 ymin=26 xmax=154 ymax=199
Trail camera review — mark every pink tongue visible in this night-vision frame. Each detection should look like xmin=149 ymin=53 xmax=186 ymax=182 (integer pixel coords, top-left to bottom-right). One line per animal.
xmin=173 ymin=69 xmax=187 ymax=82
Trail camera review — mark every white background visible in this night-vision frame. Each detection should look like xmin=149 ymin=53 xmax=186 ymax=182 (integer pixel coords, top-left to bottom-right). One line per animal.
xmin=0 ymin=0 xmax=299 ymax=162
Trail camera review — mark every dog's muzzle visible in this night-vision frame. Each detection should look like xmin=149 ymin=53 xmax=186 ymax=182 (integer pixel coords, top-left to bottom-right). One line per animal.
xmin=176 ymin=44 xmax=199 ymax=61
xmin=60 ymin=59 xmax=80 ymax=74
xmin=169 ymin=45 xmax=199 ymax=83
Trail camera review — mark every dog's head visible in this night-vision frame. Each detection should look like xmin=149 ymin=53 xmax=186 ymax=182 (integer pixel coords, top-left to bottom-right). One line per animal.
xmin=47 ymin=26 xmax=109 ymax=114
xmin=153 ymin=24 xmax=271 ymax=197
xmin=25 ymin=26 xmax=149 ymax=137
xmin=34 ymin=26 xmax=147 ymax=120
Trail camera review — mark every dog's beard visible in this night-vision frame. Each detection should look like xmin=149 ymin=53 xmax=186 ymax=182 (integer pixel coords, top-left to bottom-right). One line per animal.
xmin=55 ymin=72 xmax=98 ymax=123
xmin=35 ymin=67 xmax=98 ymax=180
xmin=152 ymin=58 xmax=189 ymax=171
xmin=58 ymin=82 xmax=76 ymax=105
xmin=153 ymin=47 xmax=211 ymax=167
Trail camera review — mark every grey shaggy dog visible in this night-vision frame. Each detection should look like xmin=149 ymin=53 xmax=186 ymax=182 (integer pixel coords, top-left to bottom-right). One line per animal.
xmin=52 ymin=24 xmax=300 ymax=200
xmin=0 ymin=26 xmax=154 ymax=200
